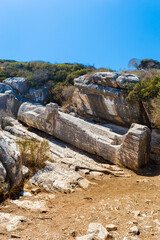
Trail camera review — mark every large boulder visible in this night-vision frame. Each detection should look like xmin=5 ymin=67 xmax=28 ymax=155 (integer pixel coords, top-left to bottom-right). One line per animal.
xmin=0 ymin=93 xmax=22 ymax=123
xmin=18 ymin=102 xmax=151 ymax=170
xmin=3 ymin=77 xmax=29 ymax=94
xmin=73 ymin=72 xmax=149 ymax=127
xmin=0 ymin=130 xmax=22 ymax=195
xmin=28 ymin=87 xmax=48 ymax=103
xmin=0 ymin=83 xmax=16 ymax=94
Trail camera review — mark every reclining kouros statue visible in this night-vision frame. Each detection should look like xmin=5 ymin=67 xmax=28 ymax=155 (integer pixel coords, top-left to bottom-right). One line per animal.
xmin=18 ymin=102 xmax=151 ymax=170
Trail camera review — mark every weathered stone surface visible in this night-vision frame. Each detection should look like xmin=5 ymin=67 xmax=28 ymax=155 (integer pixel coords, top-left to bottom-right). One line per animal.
xmin=87 ymin=223 xmax=110 ymax=239
xmin=73 ymin=72 xmax=148 ymax=127
xmin=0 ymin=93 xmax=22 ymax=122
xmin=0 ymin=130 xmax=22 ymax=195
xmin=22 ymin=165 xmax=30 ymax=179
xmin=0 ymin=83 xmax=16 ymax=94
xmin=3 ymin=77 xmax=28 ymax=94
xmin=2 ymin=117 xmax=127 ymax=192
xmin=76 ymin=223 xmax=110 ymax=240
xmin=0 ymin=213 xmax=31 ymax=232
xmin=141 ymin=99 xmax=160 ymax=164
xmin=29 ymin=87 xmax=48 ymax=103
xmin=18 ymin=102 xmax=151 ymax=170
xmin=11 ymin=199 xmax=47 ymax=212
xmin=142 ymin=99 xmax=156 ymax=127
xmin=30 ymin=161 xmax=84 ymax=193
xmin=150 ymin=129 xmax=160 ymax=164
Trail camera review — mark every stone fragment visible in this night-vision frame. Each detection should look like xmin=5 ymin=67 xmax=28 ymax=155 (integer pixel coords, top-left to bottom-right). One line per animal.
xmin=76 ymin=233 xmax=96 ymax=240
xmin=3 ymin=77 xmax=28 ymax=94
xmin=22 ymin=165 xmax=30 ymax=179
xmin=131 ymin=211 xmax=141 ymax=217
xmin=87 ymin=223 xmax=110 ymax=239
xmin=0 ymin=213 xmax=31 ymax=232
xmin=89 ymin=171 xmax=104 ymax=179
xmin=129 ymin=226 xmax=140 ymax=235
xmin=78 ymin=179 xmax=91 ymax=189
xmin=106 ymin=224 xmax=117 ymax=231
xmin=73 ymin=72 xmax=148 ymax=127
xmin=10 ymin=200 xmax=47 ymax=212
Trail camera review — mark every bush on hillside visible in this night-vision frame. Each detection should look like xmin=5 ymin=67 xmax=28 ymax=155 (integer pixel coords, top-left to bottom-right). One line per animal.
xmin=0 ymin=60 xmax=94 ymax=89
xmin=127 ymin=69 xmax=160 ymax=101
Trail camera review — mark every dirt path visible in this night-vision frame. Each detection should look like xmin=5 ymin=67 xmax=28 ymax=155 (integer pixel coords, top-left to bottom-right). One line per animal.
xmin=0 ymin=164 xmax=160 ymax=240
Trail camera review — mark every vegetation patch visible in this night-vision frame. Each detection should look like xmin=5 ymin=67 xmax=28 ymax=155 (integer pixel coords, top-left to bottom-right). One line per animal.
xmin=17 ymin=138 xmax=50 ymax=175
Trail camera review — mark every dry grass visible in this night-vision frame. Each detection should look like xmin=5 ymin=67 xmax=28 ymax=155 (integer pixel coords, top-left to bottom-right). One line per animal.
xmin=86 ymin=68 xmax=114 ymax=75
xmin=17 ymin=138 xmax=50 ymax=175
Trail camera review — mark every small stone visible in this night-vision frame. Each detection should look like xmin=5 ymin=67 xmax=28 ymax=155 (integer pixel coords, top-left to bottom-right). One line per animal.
xmin=132 ymin=210 xmax=140 ymax=217
xmin=22 ymin=165 xmax=30 ymax=179
xmin=10 ymin=200 xmax=47 ymax=213
xmin=23 ymin=192 xmax=32 ymax=197
xmin=78 ymin=179 xmax=90 ymax=189
xmin=106 ymin=224 xmax=117 ymax=231
xmin=71 ymin=231 xmax=78 ymax=237
xmin=89 ymin=171 xmax=104 ymax=179
xmin=136 ymin=179 xmax=149 ymax=183
xmin=146 ymin=200 xmax=152 ymax=204
xmin=87 ymin=222 xmax=110 ymax=239
xmin=0 ymin=213 xmax=31 ymax=232
xmin=129 ymin=226 xmax=140 ymax=235
xmin=76 ymin=233 xmax=96 ymax=240
xmin=30 ymin=187 xmax=41 ymax=194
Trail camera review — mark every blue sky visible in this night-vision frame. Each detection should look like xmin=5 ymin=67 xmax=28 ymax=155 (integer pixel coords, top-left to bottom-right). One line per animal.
xmin=1 ymin=0 xmax=160 ymax=70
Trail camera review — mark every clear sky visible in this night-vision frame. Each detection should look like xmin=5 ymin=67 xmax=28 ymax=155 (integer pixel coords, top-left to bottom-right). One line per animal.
xmin=1 ymin=0 xmax=160 ymax=70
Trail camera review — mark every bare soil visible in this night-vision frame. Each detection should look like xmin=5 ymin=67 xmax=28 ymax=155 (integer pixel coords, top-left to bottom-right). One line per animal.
xmin=1 ymin=164 xmax=160 ymax=240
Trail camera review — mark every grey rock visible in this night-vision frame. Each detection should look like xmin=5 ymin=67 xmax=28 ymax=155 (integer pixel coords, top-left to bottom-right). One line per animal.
xmin=0 ymin=213 xmax=31 ymax=232
xmin=129 ymin=226 xmax=139 ymax=235
xmin=18 ymin=102 xmax=151 ymax=170
xmin=76 ymin=233 xmax=97 ymax=240
xmin=22 ymin=165 xmax=30 ymax=179
xmin=10 ymin=199 xmax=47 ymax=212
xmin=73 ymin=72 xmax=147 ymax=127
xmin=30 ymin=161 xmax=85 ymax=192
xmin=28 ymin=87 xmax=48 ymax=103
xmin=0 ymin=83 xmax=16 ymax=94
xmin=76 ymin=223 xmax=110 ymax=240
xmin=150 ymin=129 xmax=160 ymax=165
xmin=3 ymin=77 xmax=28 ymax=94
xmin=0 ymin=93 xmax=22 ymax=122
xmin=87 ymin=223 xmax=110 ymax=239
xmin=0 ymin=130 xmax=22 ymax=194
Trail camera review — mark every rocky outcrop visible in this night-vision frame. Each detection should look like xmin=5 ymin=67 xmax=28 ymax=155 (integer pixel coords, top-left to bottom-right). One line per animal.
xmin=2 ymin=117 xmax=126 ymax=193
xmin=73 ymin=72 xmax=149 ymax=127
xmin=2 ymin=77 xmax=49 ymax=104
xmin=0 ymin=83 xmax=16 ymax=94
xmin=18 ymin=102 xmax=151 ymax=170
xmin=0 ymin=129 xmax=22 ymax=195
xmin=0 ymin=93 xmax=22 ymax=123
xmin=3 ymin=77 xmax=28 ymax=94
xmin=28 ymin=88 xmax=48 ymax=103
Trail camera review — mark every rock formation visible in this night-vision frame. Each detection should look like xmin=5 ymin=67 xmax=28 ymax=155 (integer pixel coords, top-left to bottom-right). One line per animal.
xmin=18 ymin=102 xmax=151 ymax=170
xmin=73 ymin=72 xmax=149 ymax=127
xmin=0 ymin=128 xmax=22 ymax=196
xmin=0 ymin=93 xmax=22 ymax=123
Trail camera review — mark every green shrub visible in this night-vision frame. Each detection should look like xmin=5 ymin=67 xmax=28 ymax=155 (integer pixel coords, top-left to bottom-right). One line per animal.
xmin=127 ymin=75 xmax=160 ymax=101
